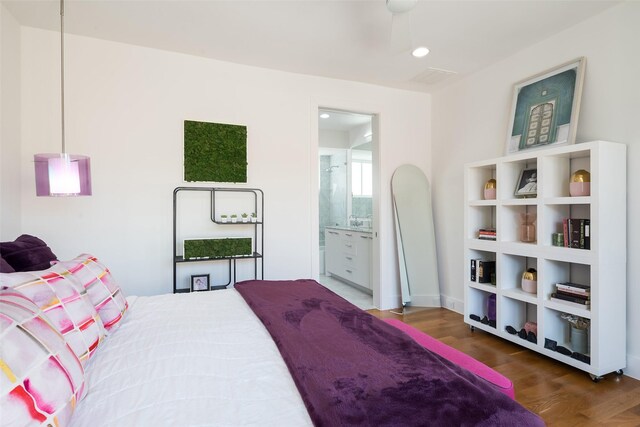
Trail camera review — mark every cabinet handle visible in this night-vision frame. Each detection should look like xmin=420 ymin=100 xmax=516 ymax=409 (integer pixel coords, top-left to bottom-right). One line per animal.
xmin=345 ymin=233 xmax=352 ymax=237
xmin=345 ymin=269 xmax=352 ymax=273
xmin=345 ymin=243 xmax=352 ymax=247
xmin=360 ymin=235 xmax=370 ymax=239
xmin=328 ymin=231 xmax=339 ymax=235
xmin=346 ymin=256 xmax=353 ymax=260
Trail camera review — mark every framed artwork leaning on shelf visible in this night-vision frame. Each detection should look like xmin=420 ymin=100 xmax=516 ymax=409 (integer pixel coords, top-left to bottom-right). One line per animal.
xmin=515 ymin=168 xmax=538 ymax=197
xmin=191 ymin=274 xmax=210 ymax=292
xmin=506 ymin=57 xmax=585 ymax=155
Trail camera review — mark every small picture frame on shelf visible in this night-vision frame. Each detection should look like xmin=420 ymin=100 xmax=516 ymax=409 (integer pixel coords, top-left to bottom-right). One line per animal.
xmin=515 ymin=168 xmax=538 ymax=198
xmin=190 ymin=274 xmax=210 ymax=292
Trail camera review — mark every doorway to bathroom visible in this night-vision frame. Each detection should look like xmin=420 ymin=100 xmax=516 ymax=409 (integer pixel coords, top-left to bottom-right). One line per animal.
xmin=318 ymin=108 xmax=375 ymax=310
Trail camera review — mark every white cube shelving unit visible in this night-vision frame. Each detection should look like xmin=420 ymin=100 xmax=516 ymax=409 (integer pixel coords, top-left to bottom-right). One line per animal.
xmin=464 ymin=141 xmax=626 ymax=379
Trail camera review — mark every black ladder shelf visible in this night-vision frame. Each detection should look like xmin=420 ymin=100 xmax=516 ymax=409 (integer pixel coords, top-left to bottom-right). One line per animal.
xmin=172 ymin=187 xmax=264 ymax=293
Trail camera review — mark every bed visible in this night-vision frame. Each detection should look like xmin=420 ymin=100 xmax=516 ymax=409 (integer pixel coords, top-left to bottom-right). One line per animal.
xmin=1 ymin=238 xmax=544 ymax=426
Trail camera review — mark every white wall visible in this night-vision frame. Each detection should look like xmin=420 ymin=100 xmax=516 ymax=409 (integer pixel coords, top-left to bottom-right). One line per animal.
xmin=9 ymin=26 xmax=430 ymax=310
xmin=0 ymin=4 xmax=21 ymax=239
xmin=432 ymin=2 xmax=640 ymax=378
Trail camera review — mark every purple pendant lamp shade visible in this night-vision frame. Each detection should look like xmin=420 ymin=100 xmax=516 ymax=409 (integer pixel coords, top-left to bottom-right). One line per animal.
xmin=34 ymin=153 xmax=91 ymax=196
xmin=34 ymin=0 xmax=92 ymax=197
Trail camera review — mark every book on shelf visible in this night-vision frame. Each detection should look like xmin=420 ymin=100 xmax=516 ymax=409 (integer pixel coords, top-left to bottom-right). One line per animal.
xmin=477 ymin=228 xmax=496 ymax=241
xmin=551 ymin=292 xmax=590 ymax=305
xmin=469 ymin=259 xmax=495 ymax=284
xmin=477 ymin=260 xmax=495 ymax=284
xmin=556 ymin=282 xmax=590 ymax=292
xmin=550 ymin=295 xmax=591 ymax=310
xmin=556 ymin=288 xmax=590 ymax=298
xmin=561 ymin=218 xmax=590 ymax=249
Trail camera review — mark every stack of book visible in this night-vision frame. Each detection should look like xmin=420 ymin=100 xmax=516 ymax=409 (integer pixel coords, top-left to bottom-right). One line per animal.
xmin=561 ymin=218 xmax=590 ymax=249
xmin=477 ymin=228 xmax=496 ymax=241
xmin=550 ymin=282 xmax=590 ymax=309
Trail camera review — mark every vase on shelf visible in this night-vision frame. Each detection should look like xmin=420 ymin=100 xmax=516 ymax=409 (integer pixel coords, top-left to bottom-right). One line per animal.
xmin=570 ymin=169 xmax=591 ymax=196
xmin=521 ymin=268 xmax=537 ymax=293
xmin=483 ymin=179 xmax=496 ymax=200
xmin=519 ymin=213 xmax=536 ymax=243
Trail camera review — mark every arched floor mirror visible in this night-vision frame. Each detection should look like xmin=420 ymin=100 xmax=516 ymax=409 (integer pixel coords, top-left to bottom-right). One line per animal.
xmin=391 ymin=164 xmax=441 ymax=309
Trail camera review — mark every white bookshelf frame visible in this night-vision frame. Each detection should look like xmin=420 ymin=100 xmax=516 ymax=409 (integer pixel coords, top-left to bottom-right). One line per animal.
xmin=464 ymin=141 xmax=626 ymax=379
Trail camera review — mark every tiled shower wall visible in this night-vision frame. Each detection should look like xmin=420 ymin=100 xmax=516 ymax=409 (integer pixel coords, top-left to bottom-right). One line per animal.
xmin=319 ymin=153 xmax=347 ymax=245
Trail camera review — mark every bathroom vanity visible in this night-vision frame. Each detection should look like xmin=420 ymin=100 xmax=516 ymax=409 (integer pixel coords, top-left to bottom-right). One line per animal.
xmin=324 ymin=226 xmax=372 ymax=292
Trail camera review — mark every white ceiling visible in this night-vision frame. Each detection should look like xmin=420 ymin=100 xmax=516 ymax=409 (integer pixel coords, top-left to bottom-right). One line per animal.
xmin=2 ymin=0 xmax=621 ymax=92
xmin=319 ymin=109 xmax=372 ymax=132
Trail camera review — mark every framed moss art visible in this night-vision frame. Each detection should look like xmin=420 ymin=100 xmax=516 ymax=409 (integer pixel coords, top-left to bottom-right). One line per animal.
xmin=184 ymin=120 xmax=247 ymax=183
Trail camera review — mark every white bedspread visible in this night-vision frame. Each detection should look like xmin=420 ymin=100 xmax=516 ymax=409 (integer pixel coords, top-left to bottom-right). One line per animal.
xmin=70 ymin=290 xmax=312 ymax=427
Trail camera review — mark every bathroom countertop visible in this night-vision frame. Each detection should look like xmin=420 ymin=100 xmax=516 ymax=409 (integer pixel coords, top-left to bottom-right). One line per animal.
xmin=325 ymin=225 xmax=373 ymax=234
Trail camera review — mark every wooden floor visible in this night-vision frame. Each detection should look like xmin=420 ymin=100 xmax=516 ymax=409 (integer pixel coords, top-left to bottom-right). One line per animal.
xmin=369 ymin=307 xmax=640 ymax=426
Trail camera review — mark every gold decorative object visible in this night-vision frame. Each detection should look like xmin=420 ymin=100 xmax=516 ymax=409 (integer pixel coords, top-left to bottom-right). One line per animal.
xmin=570 ymin=169 xmax=591 ymax=196
xmin=522 ymin=268 xmax=537 ymax=281
xmin=521 ymin=268 xmax=537 ymax=293
xmin=571 ymin=169 xmax=591 ymax=183
xmin=483 ymin=179 xmax=496 ymax=200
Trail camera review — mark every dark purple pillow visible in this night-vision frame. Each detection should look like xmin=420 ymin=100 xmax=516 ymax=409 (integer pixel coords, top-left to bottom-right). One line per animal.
xmin=0 ymin=235 xmax=57 ymax=272
xmin=0 ymin=257 xmax=15 ymax=273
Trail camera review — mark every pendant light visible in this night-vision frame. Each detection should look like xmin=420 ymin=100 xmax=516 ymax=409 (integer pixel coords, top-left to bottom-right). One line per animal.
xmin=34 ymin=0 xmax=91 ymax=196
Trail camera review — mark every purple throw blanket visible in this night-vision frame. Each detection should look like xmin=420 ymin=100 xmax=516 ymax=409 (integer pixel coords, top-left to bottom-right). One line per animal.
xmin=235 ymin=279 xmax=544 ymax=427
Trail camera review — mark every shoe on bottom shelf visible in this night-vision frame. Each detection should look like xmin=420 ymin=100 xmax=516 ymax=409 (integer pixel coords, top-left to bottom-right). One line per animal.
xmin=544 ymin=338 xmax=557 ymax=351
xmin=571 ymin=352 xmax=591 ymax=364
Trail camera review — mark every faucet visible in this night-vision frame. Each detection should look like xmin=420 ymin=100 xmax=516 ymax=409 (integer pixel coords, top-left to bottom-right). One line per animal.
xmin=349 ymin=215 xmax=363 ymax=227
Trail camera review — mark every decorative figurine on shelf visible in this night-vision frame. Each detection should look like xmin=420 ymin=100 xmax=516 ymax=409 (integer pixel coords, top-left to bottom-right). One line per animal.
xmin=521 ymin=268 xmax=537 ymax=294
xmin=519 ymin=212 xmax=536 ymax=243
xmin=569 ymin=169 xmax=591 ymax=196
xmin=484 ymin=179 xmax=497 ymax=200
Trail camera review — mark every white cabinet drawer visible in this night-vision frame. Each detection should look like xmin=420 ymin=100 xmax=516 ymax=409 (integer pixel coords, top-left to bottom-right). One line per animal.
xmin=324 ymin=228 xmax=372 ymax=289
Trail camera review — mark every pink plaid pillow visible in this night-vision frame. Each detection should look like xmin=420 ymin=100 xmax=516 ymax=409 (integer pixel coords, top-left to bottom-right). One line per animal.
xmin=0 ymin=287 xmax=86 ymax=426
xmin=0 ymin=266 xmax=106 ymax=366
xmin=57 ymin=254 xmax=128 ymax=333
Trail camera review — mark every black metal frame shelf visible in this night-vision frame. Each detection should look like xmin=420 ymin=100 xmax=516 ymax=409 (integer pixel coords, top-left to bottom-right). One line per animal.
xmin=173 ymin=186 xmax=264 ymax=293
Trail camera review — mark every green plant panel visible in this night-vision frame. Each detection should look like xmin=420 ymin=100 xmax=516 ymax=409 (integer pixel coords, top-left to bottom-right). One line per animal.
xmin=184 ymin=120 xmax=247 ymax=183
xmin=184 ymin=238 xmax=252 ymax=259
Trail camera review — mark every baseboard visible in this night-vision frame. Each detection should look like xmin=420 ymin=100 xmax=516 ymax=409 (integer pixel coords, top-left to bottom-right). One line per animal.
xmin=409 ymin=294 xmax=442 ymax=308
xmin=625 ymin=353 xmax=640 ymax=380
xmin=441 ymin=294 xmax=464 ymax=314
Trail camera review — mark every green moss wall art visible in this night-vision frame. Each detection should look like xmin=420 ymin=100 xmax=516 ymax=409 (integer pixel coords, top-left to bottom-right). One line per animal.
xmin=184 ymin=120 xmax=247 ymax=183
xmin=183 ymin=238 xmax=252 ymax=259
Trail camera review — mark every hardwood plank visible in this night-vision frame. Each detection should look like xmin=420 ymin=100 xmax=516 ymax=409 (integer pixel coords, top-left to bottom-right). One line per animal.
xmin=369 ymin=307 xmax=640 ymax=425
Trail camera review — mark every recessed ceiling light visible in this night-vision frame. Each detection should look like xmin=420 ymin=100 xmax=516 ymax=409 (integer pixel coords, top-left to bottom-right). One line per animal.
xmin=412 ymin=47 xmax=430 ymax=58
xmin=320 ymin=113 xmax=330 ymax=119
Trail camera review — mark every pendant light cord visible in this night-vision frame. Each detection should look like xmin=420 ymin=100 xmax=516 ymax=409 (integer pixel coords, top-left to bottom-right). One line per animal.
xmin=60 ymin=0 xmax=66 ymax=154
